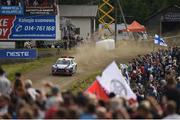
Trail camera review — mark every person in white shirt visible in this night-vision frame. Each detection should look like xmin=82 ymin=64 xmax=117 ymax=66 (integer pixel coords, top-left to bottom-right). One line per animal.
xmin=7 ymin=0 xmax=11 ymax=5
xmin=33 ymin=0 xmax=39 ymax=6
xmin=163 ymin=101 xmax=180 ymax=119
xmin=0 ymin=67 xmax=11 ymax=95
xmin=25 ymin=79 xmax=38 ymax=101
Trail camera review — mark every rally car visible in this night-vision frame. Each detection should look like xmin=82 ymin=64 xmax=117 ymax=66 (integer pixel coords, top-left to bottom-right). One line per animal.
xmin=51 ymin=57 xmax=77 ymax=76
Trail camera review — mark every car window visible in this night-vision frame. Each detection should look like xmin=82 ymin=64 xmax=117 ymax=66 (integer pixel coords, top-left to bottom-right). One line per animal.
xmin=56 ymin=59 xmax=70 ymax=65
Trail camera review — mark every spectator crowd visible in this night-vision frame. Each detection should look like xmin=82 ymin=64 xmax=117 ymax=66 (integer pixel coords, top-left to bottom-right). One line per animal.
xmin=0 ymin=46 xmax=179 ymax=119
xmin=0 ymin=0 xmax=21 ymax=6
xmin=25 ymin=0 xmax=55 ymax=7
xmin=62 ymin=34 xmax=84 ymax=50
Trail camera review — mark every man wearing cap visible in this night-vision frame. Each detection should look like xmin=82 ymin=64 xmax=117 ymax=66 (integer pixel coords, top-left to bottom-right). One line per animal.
xmin=45 ymin=85 xmax=63 ymax=110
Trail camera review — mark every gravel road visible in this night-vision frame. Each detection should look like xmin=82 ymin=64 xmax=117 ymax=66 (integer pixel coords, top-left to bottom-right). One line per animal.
xmin=23 ymin=41 xmax=154 ymax=90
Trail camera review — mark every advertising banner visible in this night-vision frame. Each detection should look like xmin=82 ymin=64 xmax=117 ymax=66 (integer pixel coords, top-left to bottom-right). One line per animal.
xmin=0 ymin=49 xmax=37 ymax=59
xmin=0 ymin=42 xmax=15 ymax=49
xmin=25 ymin=0 xmax=57 ymax=15
xmin=26 ymin=7 xmax=56 ymax=15
xmin=0 ymin=15 xmax=56 ymax=40
xmin=0 ymin=6 xmax=24 ymax=15
xmin=163 ymin=12 xmax=180 ymax=22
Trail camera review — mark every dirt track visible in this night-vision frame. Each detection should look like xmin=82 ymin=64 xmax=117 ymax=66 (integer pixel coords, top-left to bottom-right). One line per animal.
xmin=24 ymin=41 xmax=155 ymax=90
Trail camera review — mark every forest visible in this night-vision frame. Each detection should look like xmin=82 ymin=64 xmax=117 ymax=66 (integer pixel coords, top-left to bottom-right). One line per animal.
xmin=58 ymin=0 xmax=180 ymax=23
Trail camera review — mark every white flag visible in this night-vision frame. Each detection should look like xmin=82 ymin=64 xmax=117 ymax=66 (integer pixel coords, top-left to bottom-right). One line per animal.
xmin=97 ymin=61 xmax=136 ymax=100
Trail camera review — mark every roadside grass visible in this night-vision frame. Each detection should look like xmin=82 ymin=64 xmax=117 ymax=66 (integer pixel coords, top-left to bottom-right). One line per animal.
xmin=1 ymin=48 xmax=66 ymax=81
xmin=2 ymin=57 xmax=56 ymax=81
xmin=68 ymin=71 xmax=101 ymax=94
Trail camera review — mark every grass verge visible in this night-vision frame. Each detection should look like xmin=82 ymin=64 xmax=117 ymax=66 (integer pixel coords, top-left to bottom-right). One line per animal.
xmin=68 ymin=71 xmax=101 ymax=94
xmin=2 ymin=57 xmax=56 ymax=81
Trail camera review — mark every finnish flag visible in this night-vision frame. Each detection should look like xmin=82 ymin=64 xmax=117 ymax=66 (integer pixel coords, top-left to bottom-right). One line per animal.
xmin=154 ymin=34 xmax=167 ymax=47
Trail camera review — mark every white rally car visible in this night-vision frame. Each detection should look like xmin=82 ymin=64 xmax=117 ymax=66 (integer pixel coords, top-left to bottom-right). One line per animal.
xmin=51 ymin=57 xmax=77 ymax=76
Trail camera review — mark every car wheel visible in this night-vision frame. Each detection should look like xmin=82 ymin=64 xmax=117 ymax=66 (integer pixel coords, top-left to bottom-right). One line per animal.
xmin=52 ymin=71 xmax=56 ymax=76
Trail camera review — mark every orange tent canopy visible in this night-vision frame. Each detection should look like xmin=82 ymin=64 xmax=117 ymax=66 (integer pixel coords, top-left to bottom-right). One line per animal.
xmin=124 ymin=21 xmax=146 ymax=32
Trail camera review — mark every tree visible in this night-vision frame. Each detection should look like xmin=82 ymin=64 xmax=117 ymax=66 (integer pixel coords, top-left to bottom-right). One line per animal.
xmin=58 ymin=0 xmax=180 ymax=23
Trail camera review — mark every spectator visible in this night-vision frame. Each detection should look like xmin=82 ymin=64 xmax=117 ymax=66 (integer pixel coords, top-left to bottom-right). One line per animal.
xmin=0 ymin=67 xmax=11 ymax=95
xmin=13 ymin=72 xmax=24 ymax=92
xmin=25 ymin=0 xmax=29 ymax=6
xmin=48 ymin=0 xmax=54 ymax=7
xmin=177 ymin=77 xmax=180 ymax=90
xmin=0 ymin=94 xmax=10 ymax=116
xmin=56 ymin=45 xmax=60 ymax=55
xmin=45 ymin=85 xmax=63 ymax=110
xmin=28 ymin=0 xmax=34 ymax=6
xmin=25 ymin=79 xmax=38 ymax=101
xmin=33 ymin=0 xmax=39 ymax=6
xmin=163 ymin=101 xmax=180 ymax=119
xmin=86 ymin=33 xmax=91 ymax=42
xmin=24 ymin=41 xmax=32 ymax=49
xmin=7 ymin=0 xmax=11 ymax=5
xmin=164 ymin=77 xmax=180 ymax=113
xmin=0 ymin=47 xmax=179 ymax=119
xmin=18 ymin=105 xmax=34 ymax=119
xmin=63 ymin=36 xmax=68 ymax=50
xmin=80 ymin=103 xmax=97 ymax=119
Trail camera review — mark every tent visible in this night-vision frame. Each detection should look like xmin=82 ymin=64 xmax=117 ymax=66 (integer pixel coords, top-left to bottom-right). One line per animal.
xmin=123 ymin=21 xmax=146 ymax=32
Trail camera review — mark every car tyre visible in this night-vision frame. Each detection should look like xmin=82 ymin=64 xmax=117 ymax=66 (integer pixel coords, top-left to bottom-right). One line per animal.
xmin=52 ymin=71 xmax=56 ymax=76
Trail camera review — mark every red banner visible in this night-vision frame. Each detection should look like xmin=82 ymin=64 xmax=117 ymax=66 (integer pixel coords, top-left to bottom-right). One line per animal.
xmin=0 ymin=16 xmax=15 ymax=40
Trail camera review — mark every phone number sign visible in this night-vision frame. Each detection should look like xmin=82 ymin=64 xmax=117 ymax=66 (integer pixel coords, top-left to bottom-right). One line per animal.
xmin=0 ymin=15 xmax=56 ymax=40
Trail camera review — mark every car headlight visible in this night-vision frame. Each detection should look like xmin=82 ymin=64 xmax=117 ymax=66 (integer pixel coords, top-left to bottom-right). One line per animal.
xmin=65 ymin=67 xmax=73 ymax=71
xmin=52 ymin=65 xmax=57 ymax=69
xmin=68 ymin=66 xmax=73 ymax=69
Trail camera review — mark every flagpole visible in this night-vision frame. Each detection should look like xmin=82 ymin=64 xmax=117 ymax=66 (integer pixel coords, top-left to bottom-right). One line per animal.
xmin=114 ymin=0 xmax=117 ymax=43
xmin=117 ymin=0 xmax=130 ymax=38
xmin=160 ymin=16 xmax=163 ymax=37
xmin=153 ymin=38 xmax=155 ymax=52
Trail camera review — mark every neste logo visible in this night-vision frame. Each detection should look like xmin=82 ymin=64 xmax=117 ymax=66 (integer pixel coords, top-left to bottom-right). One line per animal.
xmin=6 ymin=52 xmax=29 ymax=57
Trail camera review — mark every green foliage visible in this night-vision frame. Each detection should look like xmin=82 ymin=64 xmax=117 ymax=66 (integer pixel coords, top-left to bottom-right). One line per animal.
xmin=59 ymin=0 xmax=180 ymax=23
xmin=120 ymin=0 xmax=180 ymax=23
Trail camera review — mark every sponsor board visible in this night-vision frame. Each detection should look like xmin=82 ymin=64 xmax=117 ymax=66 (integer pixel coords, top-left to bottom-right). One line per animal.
xmin=0 ymin=42 xmax=15 ymax=49
xmin=25 ymin=0 xmax=57 ymax=15
xmin=0 ymin=15 xmax=57 ymax=40
xmin=163 ymin=12 xmax=180 ymax=22
xmin=26 ymin=7 xmax=56 ymax=15
xmin=0 ymin=6 xmax=24 ymax=15
xmin=0 ymin=49 xmax=37 ymax=59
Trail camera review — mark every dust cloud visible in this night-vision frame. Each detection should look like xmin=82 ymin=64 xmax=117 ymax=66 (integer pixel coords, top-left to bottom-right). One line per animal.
xmin=74 ymin=40 xmax=154 ymax=71
xmin=23 ymin=40 xmax=158 ymax=89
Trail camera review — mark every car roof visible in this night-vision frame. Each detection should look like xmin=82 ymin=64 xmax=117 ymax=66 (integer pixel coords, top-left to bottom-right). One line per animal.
xmin=57 ymin=58 xmax=73 ymax=61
